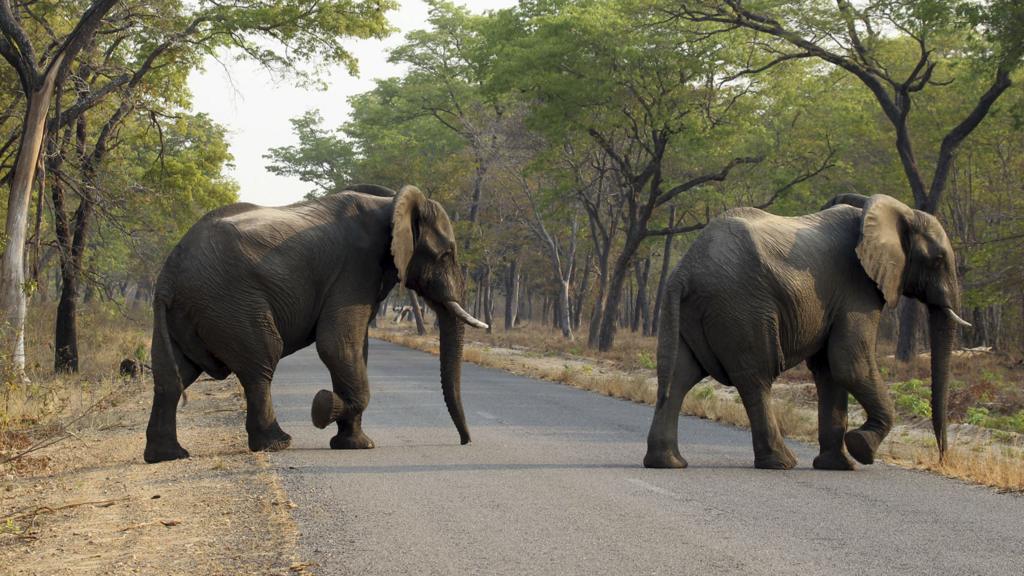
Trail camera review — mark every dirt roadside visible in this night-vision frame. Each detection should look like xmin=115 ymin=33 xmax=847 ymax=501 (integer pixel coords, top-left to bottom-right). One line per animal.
xmin=1 ymin=376 xmax=310 ymax=575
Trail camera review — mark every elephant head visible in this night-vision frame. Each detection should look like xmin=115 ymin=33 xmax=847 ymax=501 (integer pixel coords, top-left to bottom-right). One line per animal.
xmin=853 ymin=194 xmax=969 ymax=456
xmin=391 ymin=185 xmax=487 ymax=444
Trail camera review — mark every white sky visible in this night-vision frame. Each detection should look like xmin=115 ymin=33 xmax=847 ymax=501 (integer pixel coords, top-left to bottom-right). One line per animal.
xmin=188 ymin=1 xmax=518 ymax=207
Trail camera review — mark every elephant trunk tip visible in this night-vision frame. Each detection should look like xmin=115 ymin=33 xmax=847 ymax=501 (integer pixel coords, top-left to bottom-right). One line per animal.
xmin=459 ymin=431 xmax=471 ymax=445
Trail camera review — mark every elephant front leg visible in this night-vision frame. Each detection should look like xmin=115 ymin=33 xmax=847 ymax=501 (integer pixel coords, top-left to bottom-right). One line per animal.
xmin=828 ymin=334 xmax=894 ymax=465
xmin=316 ymin=311 xmax=376 ymax=450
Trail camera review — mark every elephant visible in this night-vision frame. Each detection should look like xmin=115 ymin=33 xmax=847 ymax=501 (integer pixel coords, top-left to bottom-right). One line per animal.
xmin=144 ymin=184 xmax=487 ymax=463
xmin=644 ymin=194 xmax=970 ymax=470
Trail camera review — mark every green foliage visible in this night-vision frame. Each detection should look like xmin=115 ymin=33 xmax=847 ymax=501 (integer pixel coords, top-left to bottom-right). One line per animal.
xmin=893 ymin=379 xmax=933 ymax=419
xmin=965 ymin=406 xmax=1024 ymax=434
xmin=265 ymin=111 xmax=357 ymax=197
xmin=693 ymin=385 xmax=715 ymax=401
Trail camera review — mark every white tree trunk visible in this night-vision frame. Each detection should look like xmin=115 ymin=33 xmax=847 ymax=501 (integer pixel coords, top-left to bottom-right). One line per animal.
xmin=1 ymin=59 xmax=62 ymax=374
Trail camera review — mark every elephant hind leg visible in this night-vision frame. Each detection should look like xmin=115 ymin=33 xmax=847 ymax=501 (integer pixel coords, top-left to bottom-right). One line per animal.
xmin=237 ymin=360 xmax=291 ymax=452
xmin=735 ymin=382 xmax=797 ymax=470
xmin=807 ymin=351 xmax=854 ymax=471
xmin=145 ymin=339 xmax=201 ymax=463
xmin=230 ymin=317 xmax=290 ymax=453
xmin=644 ymin=338 xmax=706 ymax=469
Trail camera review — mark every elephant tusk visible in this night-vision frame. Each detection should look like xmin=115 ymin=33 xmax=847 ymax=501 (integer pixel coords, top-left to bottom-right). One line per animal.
xmin=446 ymin=301 xmax=489 ymax=329
xmin=945 ymin=308 xmax=972 ymax=328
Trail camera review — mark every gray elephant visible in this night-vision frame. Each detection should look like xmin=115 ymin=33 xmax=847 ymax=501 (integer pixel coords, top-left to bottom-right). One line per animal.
xmin=644 ymin=194 xmax=969 ymax=470
xmin=144 ymin=185 xmax=487 ymax=463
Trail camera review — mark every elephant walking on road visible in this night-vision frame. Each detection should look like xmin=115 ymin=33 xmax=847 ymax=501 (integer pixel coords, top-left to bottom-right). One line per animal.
xmin=644 ymin=194 xmax=969 ymax=470
xmin=144 ymin=185 xmax=487 ymax=463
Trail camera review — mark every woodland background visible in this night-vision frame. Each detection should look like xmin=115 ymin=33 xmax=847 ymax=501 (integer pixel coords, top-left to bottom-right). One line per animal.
xmin=0 ymin=0 xmax=1021 ymax=384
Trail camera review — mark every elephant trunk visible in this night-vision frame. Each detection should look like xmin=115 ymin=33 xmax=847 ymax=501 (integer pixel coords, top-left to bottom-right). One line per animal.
xmin=927 ymin=306 xmax=956 ymax=458
xmin=438 ymin=306 xmax=471 ymax=445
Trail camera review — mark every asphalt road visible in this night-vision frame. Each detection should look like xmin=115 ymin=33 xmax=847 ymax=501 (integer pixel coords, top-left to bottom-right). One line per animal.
xmin=269 ymin=340 xmax=1023 ymax=576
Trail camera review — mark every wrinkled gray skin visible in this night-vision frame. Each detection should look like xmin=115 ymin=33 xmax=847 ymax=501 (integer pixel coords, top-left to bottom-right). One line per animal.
xmin=144 ymin=185 xmax=487 ymax=463
xmin=645 ymin=194 xmax=967 ymax=470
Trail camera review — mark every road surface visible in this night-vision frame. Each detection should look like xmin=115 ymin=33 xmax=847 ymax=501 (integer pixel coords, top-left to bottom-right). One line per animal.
xmin=269 ymin=340 xmax=1022 ymax=576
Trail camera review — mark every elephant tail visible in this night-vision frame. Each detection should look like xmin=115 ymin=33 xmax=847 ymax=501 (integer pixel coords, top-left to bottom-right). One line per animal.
xmin=153 ymin=298 xmax=188 ymax=407
xmin=655 ymin=276 xmax=684 ymax=402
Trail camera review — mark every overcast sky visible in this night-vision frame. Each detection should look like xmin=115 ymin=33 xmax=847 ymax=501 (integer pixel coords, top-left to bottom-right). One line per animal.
xmin=187 ymin=1 xmax=518 ymax=207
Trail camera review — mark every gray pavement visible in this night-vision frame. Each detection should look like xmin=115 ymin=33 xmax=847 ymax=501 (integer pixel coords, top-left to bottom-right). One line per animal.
xmin=269 ymin=340 xmax=1023 ymax=576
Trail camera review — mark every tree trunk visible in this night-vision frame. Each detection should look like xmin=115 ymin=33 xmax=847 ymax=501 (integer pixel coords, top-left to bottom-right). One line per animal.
xmin=573 ymin=251 xmax=592 ymax=331
xmin=504 ymin=259 xmax=519 ymax=331
xmin=410 ymin=291 xmax=426 ymax=335
xmin=558 ymin=279 xmax=573 ymax=340
xmin=651 ymin=207 xmax=676 ymax=337
xmin=896 ymin=299 xmax=926 ymax=362
xmin=633 ymin=257 xmax=651 ymax=335
xmin=1 ymin=78 xmax=59 ymax=374
xmin=598 ymin=238 xmax=640 ymax=351
xmin=53 ymin=172 xmax=95 ymax=372
xmin=482 ymin=264 xmax=493 ymax=334
xmin=587 ymin=255 xmax=609 ymax=348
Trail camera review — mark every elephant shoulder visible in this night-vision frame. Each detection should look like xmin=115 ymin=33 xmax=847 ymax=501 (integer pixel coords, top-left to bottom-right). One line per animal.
xmin=200 ymin=202 xmax=262 ymax=221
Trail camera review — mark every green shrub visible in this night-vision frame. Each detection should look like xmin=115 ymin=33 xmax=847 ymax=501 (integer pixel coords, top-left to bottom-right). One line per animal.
xmin=892 ymin=379 xmax=931 ymax=418
xmin=963 ymin=406 xmax=1024 ymax=434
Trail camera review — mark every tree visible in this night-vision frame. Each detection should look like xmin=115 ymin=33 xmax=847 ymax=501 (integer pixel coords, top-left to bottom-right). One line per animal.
xmin=672 ymin=0 xmax=1024 ymax=359
xmin=492 ymin=0 xmax=834 ymax=350
xmin=265 ymin=111 xmax=356 ymax=197
xmin=0 ymin=0 xmax=120 ymax=373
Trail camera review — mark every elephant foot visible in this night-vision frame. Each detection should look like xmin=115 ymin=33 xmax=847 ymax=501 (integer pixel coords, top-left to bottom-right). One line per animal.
xmin=844 ymin=430 xmax=880 ymax=465
xmin=144 ymin=440 xmax=190 ymax=464
xmin=311 ymin=389 xmax=346 ymax=429
xmin=754 ymin=446 xmax=797 ymax=470
xmin=331 ymin=431 xmax=375 ymax=450
xmin=248 ymin=423 xmax=292 ymax=453
xmin=643 ymin=447 xmax=688 ymax=469
xmin=813 ymin=450 xmax=855 ymax=471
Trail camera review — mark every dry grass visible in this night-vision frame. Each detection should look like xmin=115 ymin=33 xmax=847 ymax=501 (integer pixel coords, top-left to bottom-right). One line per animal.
xmin=0 ymin=302 xmax=150 ymax=461
xmin=373 ymin=323 xmax=1023 ymax=493
xmin=882 ymin=439 xmax=1024 ymax=493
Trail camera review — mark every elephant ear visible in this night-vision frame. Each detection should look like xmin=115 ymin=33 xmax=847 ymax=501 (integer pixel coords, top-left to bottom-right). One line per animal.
xmin=855 ymin=194 xmax=914 ymax=306
xmin=821 ymin=193 xmax=869 ymax=211
xmin=391 ymin=185 xmax=426 ymax=283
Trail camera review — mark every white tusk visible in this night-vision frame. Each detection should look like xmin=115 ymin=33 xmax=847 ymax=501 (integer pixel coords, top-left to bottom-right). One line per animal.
xmin=446 ymin=301 xmax=489 ymax=329
xmin=945 ymin=308 xmax=972 ymax=328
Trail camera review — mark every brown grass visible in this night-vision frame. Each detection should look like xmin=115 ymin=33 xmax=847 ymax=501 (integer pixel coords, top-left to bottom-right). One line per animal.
xmin=373 ymin=323 xmax=1023 ymax=493
xmin=1 ymin=302 xmax=150 ymax=460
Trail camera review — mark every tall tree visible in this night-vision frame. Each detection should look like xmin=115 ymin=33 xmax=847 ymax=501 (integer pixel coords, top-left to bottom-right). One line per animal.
xmin=0 ymin=0 xmax=120 ymax=373
xmin=493 ymin=0 xmax=834 ymax=350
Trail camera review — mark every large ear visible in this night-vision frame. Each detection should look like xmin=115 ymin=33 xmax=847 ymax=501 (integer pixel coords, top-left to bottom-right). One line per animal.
xmin=855 ymin=194 xmax=914 ymax=306
xmin=391 ymin=185 xmax=426 ymax=283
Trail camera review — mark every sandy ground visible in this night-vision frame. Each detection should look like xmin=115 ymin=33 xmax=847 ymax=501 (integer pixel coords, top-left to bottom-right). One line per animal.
xmin=0 ymin=377 xmax=310 ymax=575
